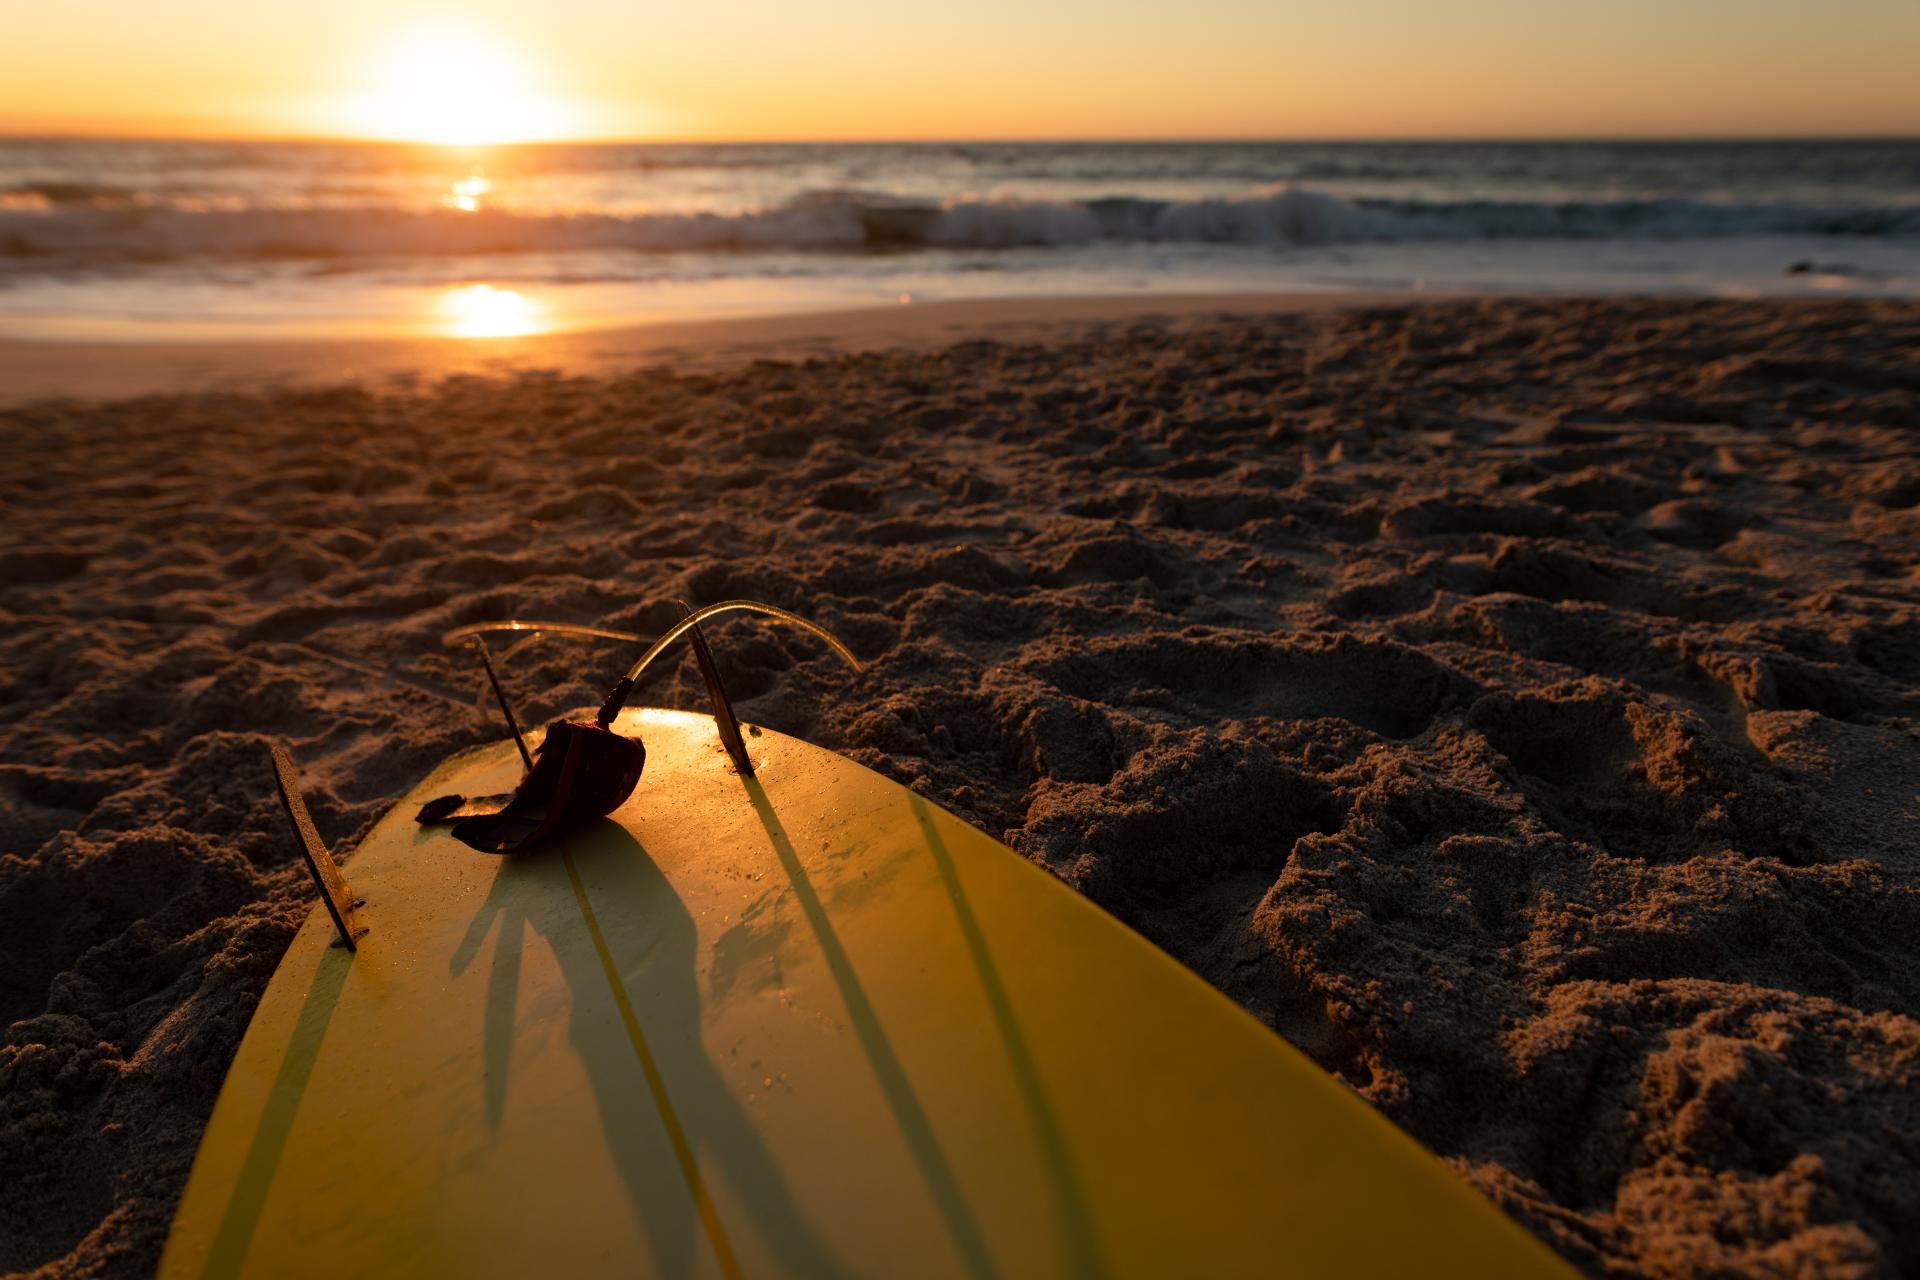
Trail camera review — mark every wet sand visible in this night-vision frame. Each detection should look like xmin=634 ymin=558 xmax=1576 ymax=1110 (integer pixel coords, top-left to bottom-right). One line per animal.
xmin=0 ymin=290 xmax=1432 ymax=406
xmin=3 ymin=295 xmax=1918 ymax=1278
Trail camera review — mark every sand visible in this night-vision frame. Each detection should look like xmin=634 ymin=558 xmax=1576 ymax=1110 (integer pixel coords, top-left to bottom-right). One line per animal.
xmin=0 ymin=291 xmax=1432 ymax=408
xmin=2 ymin=294 xmax=1918 ymax=1279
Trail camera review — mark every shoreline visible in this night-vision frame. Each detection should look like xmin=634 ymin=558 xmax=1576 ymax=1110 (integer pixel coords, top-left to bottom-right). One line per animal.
xmin=0 ymin=290 xmax=1444 ymax=405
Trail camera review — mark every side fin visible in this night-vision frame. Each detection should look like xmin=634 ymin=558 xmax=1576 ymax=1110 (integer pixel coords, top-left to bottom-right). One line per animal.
xmin=268 ymin=744 xmax=366 ymax=951
xmin=677 ymin=598 xmax=755 ymax=776
xmin=473 ymin=636 xmax=534 ymax=770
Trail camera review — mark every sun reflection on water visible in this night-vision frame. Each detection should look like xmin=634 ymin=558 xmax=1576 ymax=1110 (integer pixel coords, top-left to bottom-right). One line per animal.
xmin=438 ymin=283 xmax=543 ymax=338
xmin=443 ymin=173 xmax=492 ymax=213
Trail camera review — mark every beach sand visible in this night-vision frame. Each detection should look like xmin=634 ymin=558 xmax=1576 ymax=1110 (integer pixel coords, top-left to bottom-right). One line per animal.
xmin=0 ymin=291 xmax=1432 ymax=407
xmin=3 ymin=294 xmax=1917 ymax=1278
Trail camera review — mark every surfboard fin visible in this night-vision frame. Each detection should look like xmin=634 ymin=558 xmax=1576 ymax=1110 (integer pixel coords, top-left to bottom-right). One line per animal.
xmin=268 ymin=744 xmax=367 ymax=951
xmin=677 ymin=598 xmax=755 ymax=777
xmin=472 ymin=635 xmax=533 ymax=770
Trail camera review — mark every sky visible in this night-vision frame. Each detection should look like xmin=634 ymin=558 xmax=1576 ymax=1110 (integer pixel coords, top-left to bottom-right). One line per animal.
xmin=2 ymin=0 xmax=1917 ymax=142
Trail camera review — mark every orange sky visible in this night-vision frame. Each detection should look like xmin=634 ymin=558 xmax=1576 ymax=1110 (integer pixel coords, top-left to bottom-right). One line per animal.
xmin=4 ymin=0 xmax=1918 ymax=141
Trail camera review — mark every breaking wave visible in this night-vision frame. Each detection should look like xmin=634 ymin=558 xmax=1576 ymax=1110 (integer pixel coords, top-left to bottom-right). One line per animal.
xmin=4 ymin=185 xmax=1917 ymax=267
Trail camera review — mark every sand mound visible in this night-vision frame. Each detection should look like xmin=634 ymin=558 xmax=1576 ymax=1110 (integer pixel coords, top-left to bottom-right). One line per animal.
xmin=3 ymin=297 xmax=1918 ymax=1277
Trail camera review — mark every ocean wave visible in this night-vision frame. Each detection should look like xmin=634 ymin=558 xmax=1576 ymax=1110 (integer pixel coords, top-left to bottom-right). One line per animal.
xmin=3 ymin=185 xmax=1916 ymax=266
xmin=0 ymin=181 xmax=152 ymax=211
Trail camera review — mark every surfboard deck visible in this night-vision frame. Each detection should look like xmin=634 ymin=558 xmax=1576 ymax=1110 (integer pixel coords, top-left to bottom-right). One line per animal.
xmin=160 ymin=708 xmax=1573 ymax=1279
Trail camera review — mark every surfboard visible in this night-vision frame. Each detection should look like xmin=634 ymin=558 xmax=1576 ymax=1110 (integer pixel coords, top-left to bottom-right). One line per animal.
xmin=159 ymin=707 xmax=1574 ymax=1279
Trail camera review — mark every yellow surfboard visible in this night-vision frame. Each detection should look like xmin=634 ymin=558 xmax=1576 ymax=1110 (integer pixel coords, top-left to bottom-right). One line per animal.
xmin=160 ymin=708 xmax=1573 ymax=1279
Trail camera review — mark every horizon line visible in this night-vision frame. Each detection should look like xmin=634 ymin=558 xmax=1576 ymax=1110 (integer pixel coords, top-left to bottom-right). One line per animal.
xmin=3 ymin=129 xmax=1918 ymax=148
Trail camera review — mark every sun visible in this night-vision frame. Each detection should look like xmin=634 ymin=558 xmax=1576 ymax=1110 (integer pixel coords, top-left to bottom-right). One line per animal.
xmin=335 ymin=21 xmax=579 ymax=145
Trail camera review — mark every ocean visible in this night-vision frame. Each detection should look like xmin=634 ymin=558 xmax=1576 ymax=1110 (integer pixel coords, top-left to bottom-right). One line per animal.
xmin=2 ymin=137 xmax=1917 ymax=341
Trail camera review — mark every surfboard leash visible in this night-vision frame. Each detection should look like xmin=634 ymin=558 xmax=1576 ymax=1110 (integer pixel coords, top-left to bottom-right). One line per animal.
xmin=425 ymin=598 xmax=862 ymax=856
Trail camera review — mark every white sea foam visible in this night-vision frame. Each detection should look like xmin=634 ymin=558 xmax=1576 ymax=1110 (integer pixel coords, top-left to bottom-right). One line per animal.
xmin=4 ymin=184 xmax=1916 ymax=271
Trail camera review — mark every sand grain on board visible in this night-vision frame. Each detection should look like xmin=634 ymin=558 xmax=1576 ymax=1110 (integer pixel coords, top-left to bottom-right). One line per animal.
xmin=3 ymin=297 xmax=1918 ymax=1278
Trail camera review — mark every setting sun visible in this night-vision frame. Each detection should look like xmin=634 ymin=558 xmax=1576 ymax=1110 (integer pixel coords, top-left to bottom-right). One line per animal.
xmin=331 ymin=21 xmax=580 ymax=145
